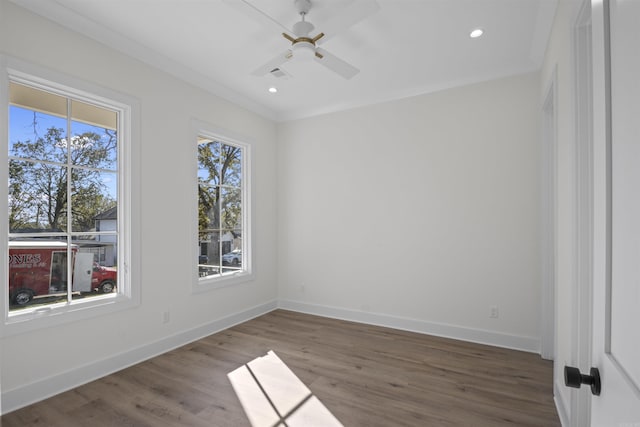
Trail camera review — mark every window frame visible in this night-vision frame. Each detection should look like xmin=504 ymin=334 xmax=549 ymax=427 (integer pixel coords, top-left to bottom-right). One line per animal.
xmin=1 ymin=56 xmax=140 ymax=336
xmin=192 ymin=120 xmax=253 ymax=292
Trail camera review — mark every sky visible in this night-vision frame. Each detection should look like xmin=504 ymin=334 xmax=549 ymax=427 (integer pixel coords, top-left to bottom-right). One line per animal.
xmin=9 ymin=105 xmax=118 ymax=202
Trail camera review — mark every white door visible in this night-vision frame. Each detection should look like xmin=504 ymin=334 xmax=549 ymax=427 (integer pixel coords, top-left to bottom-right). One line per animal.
xmin=590 ymin=0 xmax=640 ymax=424
xmin=72 ymin=252 xmax=93 ymax=292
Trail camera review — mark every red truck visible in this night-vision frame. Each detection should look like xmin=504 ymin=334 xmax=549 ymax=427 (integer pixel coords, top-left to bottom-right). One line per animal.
xmin=8 ymin=241 xmax=117 ymax=306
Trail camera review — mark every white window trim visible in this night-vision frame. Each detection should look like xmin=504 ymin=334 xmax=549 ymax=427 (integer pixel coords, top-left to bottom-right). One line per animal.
xmin=191 ymin=119 xmax=253 ymax=293
xmin=0 ymin=56 xmax=141 ymax=337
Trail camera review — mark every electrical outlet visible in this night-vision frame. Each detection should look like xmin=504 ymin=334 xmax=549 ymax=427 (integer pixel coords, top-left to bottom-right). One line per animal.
xmin=490 ymin=306 xmax=499 ymax=318
xmin=162 ymin=310 xmax=170 ymax=324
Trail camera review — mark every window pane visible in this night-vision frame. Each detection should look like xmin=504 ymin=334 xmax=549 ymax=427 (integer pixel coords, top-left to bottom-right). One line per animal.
xmin=9 ymin=106 xmax=68 ymax=164
xmin=221 ymin=187 xmax=241 ymax=231
xmin=71 ymin=169 xmax=117 ymax=232
xmin=199 ymin=183 xmax=220 ymax=230
xmin=9 ymin=82 xmax=67 ymax=119
xmin=71 ymin=235 xmax=118 ymax=301
xmin=221 ymin=230 xmax=242 ymax=274
xmin=8 ymin=240 xmax=70 ymax=311
xmin=71 ymin=99 xmax=117 ymax=131
xmin=70 ymin=119 xmax=117 ymax=170
xmin=199 ymin=231 xmax=221 ymax=278
xmin=76 ymin=234 xmax=117 ymax=266
xmin=9 ymin=161 xmax=68 ymax=233
xmin=220 ymin=145 xmax=241 ymax=186
xmin=198 ymin=140 xmax=221 ymax=186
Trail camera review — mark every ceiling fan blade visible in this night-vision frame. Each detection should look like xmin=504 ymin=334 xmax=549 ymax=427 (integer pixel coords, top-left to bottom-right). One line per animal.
xmin=314 ymin=48 xmax=359 ymax=79
xmin=315 ymin=0 xmax=380 ymax=45
xmin=251 ymin=50 xmax=293 ymax=76
xmin=223 ymin=0 xmax=292 ymax=36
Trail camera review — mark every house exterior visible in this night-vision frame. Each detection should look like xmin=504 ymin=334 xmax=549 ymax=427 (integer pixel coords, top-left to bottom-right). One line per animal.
xmin=93 ymin=206 xmax=117 ymax=267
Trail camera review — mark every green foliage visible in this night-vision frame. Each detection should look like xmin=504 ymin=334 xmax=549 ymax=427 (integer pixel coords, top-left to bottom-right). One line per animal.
xmin=197 ymin=142 xmax=242 ymax=236
xmin=9 ymin=126 xmax=116 ymax=232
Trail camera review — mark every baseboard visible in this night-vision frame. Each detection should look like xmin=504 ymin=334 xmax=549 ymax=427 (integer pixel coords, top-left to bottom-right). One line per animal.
xmin=554 ymin=379 xmax=570 ymax=427
xmin=1 ymin=299 xmax=278 ymax=415
xmin=278 ymin=299 xmax=541 ymax=353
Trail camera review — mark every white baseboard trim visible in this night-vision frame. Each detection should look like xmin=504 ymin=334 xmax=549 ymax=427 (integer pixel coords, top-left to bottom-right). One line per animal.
xmin=1 ymin=299 xmax=278 ymax=415
xmin=278 ymin=299 xmax=541 ymax=353
xmin=554 ymin=380 xmax=570 ymax=426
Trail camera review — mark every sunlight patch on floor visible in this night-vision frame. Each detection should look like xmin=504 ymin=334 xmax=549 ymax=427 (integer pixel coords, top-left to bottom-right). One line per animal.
xmin=228 ymin=350 xmax=343 ymax=427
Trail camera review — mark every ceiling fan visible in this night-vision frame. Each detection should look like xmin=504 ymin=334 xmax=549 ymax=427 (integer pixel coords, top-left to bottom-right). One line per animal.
xmin=227 ymin=0 xmax=380 ymax=80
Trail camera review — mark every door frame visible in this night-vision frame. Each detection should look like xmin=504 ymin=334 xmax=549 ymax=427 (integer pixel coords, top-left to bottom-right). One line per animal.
xmin=571 ymin=0 xmax=594 ymax=425
xmin=540 ymin=68 xmax=557 ymax=362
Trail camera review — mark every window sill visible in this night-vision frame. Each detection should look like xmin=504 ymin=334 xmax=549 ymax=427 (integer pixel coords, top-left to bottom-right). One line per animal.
xmin=2 ymin=293 xmax=137 ymax=337
xmin=193 ymin=270 xmax=254 ymax=293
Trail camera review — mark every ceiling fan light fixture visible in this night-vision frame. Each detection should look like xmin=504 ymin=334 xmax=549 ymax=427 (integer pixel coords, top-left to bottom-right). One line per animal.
xmin=292 ymin=40 xmax=316 ymax=61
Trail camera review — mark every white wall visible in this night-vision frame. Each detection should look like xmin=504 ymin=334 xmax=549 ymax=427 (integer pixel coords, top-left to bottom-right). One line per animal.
xmin=277 ymin=72 xmax=542 ymax=351
xmin=0 ymin=0 xmax=278 ymax=413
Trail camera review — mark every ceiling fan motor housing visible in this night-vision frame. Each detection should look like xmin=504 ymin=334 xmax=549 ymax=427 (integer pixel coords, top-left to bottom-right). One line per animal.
xmin=293 ymin=20 xmax=314 ymax=37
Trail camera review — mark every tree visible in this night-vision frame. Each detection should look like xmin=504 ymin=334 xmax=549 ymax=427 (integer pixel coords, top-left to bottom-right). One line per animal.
xmin=198 ymin=142 xmax=242 ymax=233
xmin=8 ymin=160 xmax=33 ymax=229
xmin=9 ymin=125 xmax=117 ymax=232
xmin=197 ymin=142 xmax=242 ymax=260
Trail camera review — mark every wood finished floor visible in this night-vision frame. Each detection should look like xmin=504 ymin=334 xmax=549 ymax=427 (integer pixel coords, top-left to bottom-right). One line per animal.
xmin=1 ymin=309 xmax=560 ymax=426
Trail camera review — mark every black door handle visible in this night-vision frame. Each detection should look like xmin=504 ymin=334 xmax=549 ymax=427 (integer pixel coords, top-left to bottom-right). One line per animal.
xmin=564 ymin=366 xmax=601 ymax=396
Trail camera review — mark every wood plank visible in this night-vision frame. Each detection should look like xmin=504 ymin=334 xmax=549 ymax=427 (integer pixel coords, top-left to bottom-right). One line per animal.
xmin=1 ymin=310 xmax=560 ymax=426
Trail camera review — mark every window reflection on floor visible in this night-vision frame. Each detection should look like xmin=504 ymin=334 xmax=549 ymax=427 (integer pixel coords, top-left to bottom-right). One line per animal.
xmin=228 ymin=350 xmax=343 ymax=427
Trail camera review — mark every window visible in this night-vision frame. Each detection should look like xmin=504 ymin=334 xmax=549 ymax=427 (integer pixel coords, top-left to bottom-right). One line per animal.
xmin=4 ymin=68 xmax=134 ymax=325
xmin=196 ymin=132 xmax=250 ymax=286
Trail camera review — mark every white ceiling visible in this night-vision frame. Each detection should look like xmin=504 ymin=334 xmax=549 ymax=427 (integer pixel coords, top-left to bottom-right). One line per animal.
xmin=10 ymin=0 xmax=558 ymax=122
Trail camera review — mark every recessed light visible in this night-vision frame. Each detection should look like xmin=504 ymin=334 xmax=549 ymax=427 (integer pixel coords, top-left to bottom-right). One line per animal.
xmin=470 ymin=28 xmax=484 ymax=38
xmin=268 ymin=87 xmax=278 ymax=93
